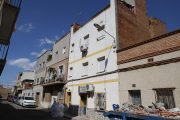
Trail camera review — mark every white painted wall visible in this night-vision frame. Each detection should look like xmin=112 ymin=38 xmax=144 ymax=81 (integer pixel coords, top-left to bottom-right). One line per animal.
xmin=22 ymin=88 xmax=33 ymax=97
xmin=20 ymin=72 xmax=35 ymax=85
xmin=67 ymin=0 xmax=119 ymax=110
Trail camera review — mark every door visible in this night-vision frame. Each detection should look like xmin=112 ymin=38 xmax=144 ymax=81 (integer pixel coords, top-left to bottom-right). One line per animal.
xmin=51 ymin=90 xmax=58 ymax=106
xmin=67 ymin=92 xmax=71 ymax=106
xmin=36 ymin=93 xmax=39 ymax=106
xmin=80 ymin=94 xmax=87 ymax=115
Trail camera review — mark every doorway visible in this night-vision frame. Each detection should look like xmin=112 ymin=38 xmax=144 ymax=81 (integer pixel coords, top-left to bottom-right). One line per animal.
xmin=67 ymin=92 xmax=71 ymax=106
xmin=36 ymin=93 xmax=40 ymax=106
xmin=80 ymin=94 xmax=87 ymax=115
xmin=51 ymin=90 xmax=58 ymax=106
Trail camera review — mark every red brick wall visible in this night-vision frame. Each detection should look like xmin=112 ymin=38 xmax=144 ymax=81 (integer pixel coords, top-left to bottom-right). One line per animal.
xmin=117 ymin=0 xmax=151 ymax=48
xmin=117 ymin=30 xmax=180 ymax=64
xmin=149 ymin=17 xmax=167 ymax=38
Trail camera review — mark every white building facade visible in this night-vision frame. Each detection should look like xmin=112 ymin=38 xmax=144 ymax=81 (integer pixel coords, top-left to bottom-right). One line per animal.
xmin=66 ymin=0 xmax=119 ymax=119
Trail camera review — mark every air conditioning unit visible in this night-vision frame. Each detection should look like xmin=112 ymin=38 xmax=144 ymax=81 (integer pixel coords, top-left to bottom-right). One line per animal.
xmin=78 ymin=86 xmax=87 ymax=93
xmin=80 ymin=44 xmax=88 ymax=52
xmin=86 ymin=84 xmax=94 ymax=92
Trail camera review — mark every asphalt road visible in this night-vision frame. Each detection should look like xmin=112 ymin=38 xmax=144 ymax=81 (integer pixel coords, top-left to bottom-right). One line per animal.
xmin=0 ymin=99 xmax=71 ymax=120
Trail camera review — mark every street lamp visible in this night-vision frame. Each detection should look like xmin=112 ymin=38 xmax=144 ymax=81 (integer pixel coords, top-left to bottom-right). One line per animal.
xmin=93 ymin=23 xmax=116 ymax=45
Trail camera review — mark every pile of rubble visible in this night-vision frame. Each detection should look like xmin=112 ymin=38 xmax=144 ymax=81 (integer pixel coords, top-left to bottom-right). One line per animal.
xmin=114 ymin=102 xmax=180 ymax=118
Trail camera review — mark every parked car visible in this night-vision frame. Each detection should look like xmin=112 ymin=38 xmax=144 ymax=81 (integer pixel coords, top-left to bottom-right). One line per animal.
xmin=20 ymin=96 xmax=36 ymax=107
xmin=15 ymin=97 xmax=21 ymax=105
xmin=11 ymin=96 xmax=17 ymax=103
xmin=8 ymin=96 xmax=14 ymax=102
xmin=7 ymin=94 xmax=11 ymax=100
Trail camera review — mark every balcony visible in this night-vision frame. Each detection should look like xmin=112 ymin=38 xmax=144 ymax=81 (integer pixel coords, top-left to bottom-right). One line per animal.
xmin=0 ymin=0 xmax=22 ymax=45
xmin=41 ymin=73 xmax=66 ymax=86
xmin=0 ymin=44 xmax=9 ymax=76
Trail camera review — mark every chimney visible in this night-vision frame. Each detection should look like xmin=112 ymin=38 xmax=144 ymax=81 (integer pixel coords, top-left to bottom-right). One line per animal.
xmin=73 ymin=23 xmax=80 ymax=33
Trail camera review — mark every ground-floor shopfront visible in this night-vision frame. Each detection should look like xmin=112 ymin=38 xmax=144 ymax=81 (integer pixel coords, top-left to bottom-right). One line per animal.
xmin=41 ymin=83 xmax=65 ymax=108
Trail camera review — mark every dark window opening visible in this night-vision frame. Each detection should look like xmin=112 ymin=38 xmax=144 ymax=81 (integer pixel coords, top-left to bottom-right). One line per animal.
xmin=154 ymin=88 xmax=175 ymax=109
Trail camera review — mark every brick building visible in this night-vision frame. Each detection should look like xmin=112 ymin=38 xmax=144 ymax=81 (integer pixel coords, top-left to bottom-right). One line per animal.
xmin=0 ymin=85 xmax=11 ymax=98
xmin=117 ymin=29 xmax=180 ymax=109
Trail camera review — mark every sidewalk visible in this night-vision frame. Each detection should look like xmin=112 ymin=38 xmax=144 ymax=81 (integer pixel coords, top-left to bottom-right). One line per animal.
xmin=36 ymin=104 xmax=78 ymax=119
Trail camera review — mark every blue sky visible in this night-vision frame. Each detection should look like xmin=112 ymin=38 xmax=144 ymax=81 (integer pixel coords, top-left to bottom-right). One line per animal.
xmin=0 ymin=0 xmax=180 ymax=87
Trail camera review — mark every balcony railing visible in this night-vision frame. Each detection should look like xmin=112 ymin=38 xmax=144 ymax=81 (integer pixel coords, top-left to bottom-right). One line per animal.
xmin=41 ymin=73 xmax=65 ymax=85
xmin=4 ymin=0 xmax=22 ymax=8
xmin=0 ymin=43 xmax=10 ymax=60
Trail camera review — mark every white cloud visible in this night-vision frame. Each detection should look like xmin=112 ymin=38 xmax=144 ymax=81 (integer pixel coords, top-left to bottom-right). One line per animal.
xmin=7 ymin=58 xmax=36 ymax=70
xmin=55 ymin=35 xmax=59 ymax=40
xmin=61 ymin=30 xmax=65 ymax=35
xmin=31 ymin=48 xmax=47 ymax=57
xmin=39 ymin=37 xmax=54 ymax=46
xmin=18 ymin=23 xmax=34 ymax=32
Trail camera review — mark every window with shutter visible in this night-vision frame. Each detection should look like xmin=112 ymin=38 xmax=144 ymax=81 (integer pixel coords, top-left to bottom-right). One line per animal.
xmin=82 ymin=62 xmax=88 ymax=75
xmin=129 ymin=90 xmax=142 ymax=105
xmin=84 ymin=35 xmax=89 ymax=46
xmin=154 ymin=88 xmax=175 ymax=109
xmin=95 ymin=93 xmax=106 ymax=110
xmin=97 ymin=25 xmax=105 ymax=40
xmin=98 ymin=57 xmax=105 ymax=72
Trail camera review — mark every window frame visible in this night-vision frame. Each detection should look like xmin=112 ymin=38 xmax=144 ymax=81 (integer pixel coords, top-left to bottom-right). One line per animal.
xmin=153 ymin=88 xmax=175 ymax=109
xmin=97 ymin=56 xmax=106 ymax=73
xmin=82 ymin=62 xmax=88 ymax=76
xmin=62 ymin=46 xmax=66 ymax=54
xmin=129 ymin=90 xmax=142 ymax=105
xmin=97 ymin=25 xmax=105 ymax=41
xmin=43 ymin=62 xmax=45 ymax=68
xmin=69 ymin=67 xmax=73 ymax=77
xmin=71 ymin=43 xmax=74 ymax=53
xmin=37 ymin=78 xmax=39 ymax=84
xmin=58 ymin=64 xmax=64 ymax=74
xmin=39 ymin=64 xmax=41 ymax=70
xmin=55 ymin=51 xmax=58 ymax=57
xmin=95 ymin=92 xmax=106 ymax=110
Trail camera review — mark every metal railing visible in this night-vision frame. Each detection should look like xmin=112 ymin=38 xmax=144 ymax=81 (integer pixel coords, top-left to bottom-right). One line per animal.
xmin=0 ymin=43 xmax=10 ymax=60
xmin=4 ymin=0 xmax=22 ymax=8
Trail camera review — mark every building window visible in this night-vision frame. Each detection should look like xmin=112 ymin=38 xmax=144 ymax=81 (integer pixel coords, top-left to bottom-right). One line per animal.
xmin=59 ymin=65 xmax=64 ymax=74
xmin=69 ymin=67 xmax=73 ymax=77
xmin=34 ymin=79 xmax=36 ymax=85
xmin=97 ymin=25 xmax=105 ymax=40
xmin=129 ymin=90 xmax=142 ymax=105
xmin=55 ymin=51 xmax=58 ymax=56
xmin=39 ymin=64 xmax=41 ymax=70
xmin=62 ymin=47 xmax=66 ymax=54
xmin=59 ymin=88 xmax=64 ymax=99
xmin=97 ymin=56 xmax=105 ymax=72
xmin=84 ymin=35 xmax=89 ymax=45
xmin=154 ymin=88 xmax=175 ymax=109
xmin=82 ymin=62 xmax=88 ymax=76
xmin=37 ymin=78 xmax=39 ymax=84
xmin=43 ymin=62 xmax=45 ymax=68
xmin=28 ymin=93 xmax=30 ymax=96
xmin=95 ymin=93 xmax=106 ymax=110
xmin=71 ymin=43 xmax=74 ymax=53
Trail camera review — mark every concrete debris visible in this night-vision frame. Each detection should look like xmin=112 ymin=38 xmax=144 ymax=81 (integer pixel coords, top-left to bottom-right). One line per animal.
xmin=115 ymin=102 xmax=180 ymax=119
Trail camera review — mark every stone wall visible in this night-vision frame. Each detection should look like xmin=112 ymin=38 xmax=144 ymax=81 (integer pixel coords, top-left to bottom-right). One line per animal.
xmin=78 ymin=107 xmax=109 ymax=120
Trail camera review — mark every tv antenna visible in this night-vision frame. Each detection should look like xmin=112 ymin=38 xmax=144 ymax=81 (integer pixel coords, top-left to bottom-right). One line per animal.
xmin=77 ymin=12 xmax=84 ymax=24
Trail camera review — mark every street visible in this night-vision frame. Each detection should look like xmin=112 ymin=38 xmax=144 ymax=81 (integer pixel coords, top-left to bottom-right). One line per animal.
xmin=0 ymin=99 xmax=71 ymax=120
